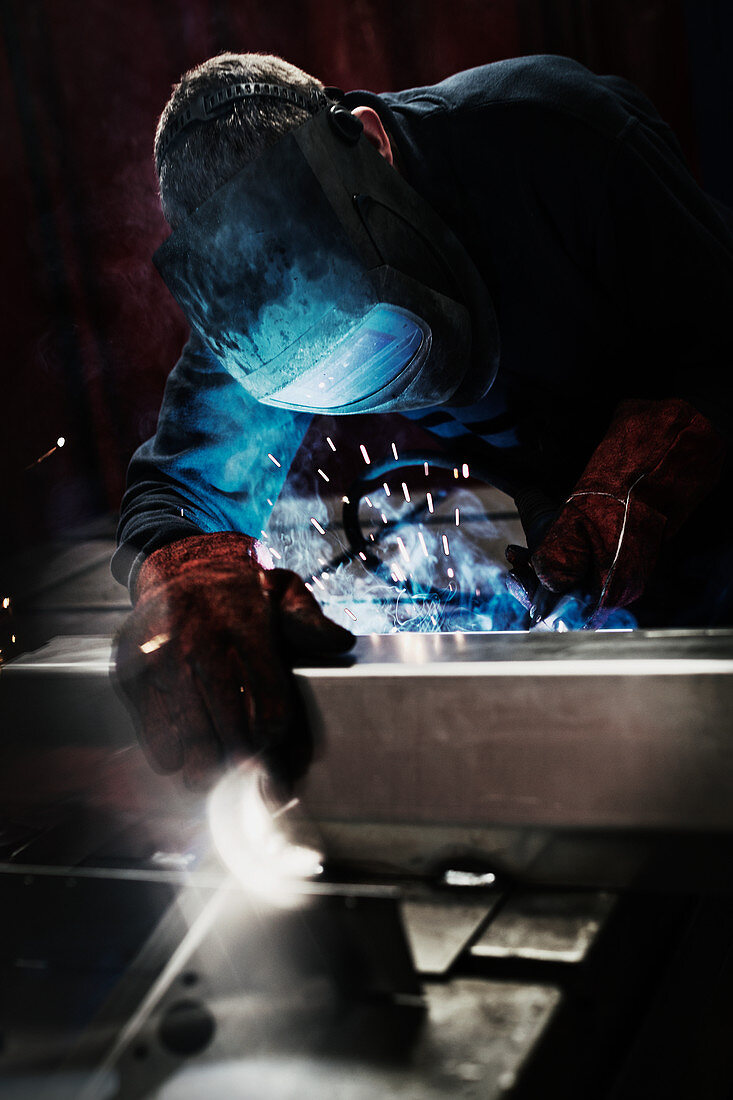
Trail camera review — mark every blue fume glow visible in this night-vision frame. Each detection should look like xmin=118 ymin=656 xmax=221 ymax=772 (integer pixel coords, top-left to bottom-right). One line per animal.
xmin=265 ymin=480 xmax=547 ymax=634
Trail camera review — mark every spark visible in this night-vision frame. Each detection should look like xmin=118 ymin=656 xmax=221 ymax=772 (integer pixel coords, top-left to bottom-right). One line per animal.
xmin=426 ymin=492 xmax=434 ymax=514
xmin=391 ymin=442 xmax=399 ymax=460
xmin=266 ymin=498 xmax=273 ymax=506
xmin=462 ymin=463 xmax=470 ymax=478
xmin=11 ymin=635 xmax=16 ymax=644
xmin=358 ymin=551 xmax=367 ymax=561
xmin=269 ymin=548 xmax=281 ymax=560
xmin=267 ymin=453 xmax=281 ymax=468
xmin=2 ymin=597 xmax=9 ymax=610
xmin=344 ymin=607 xmax=358 ymax=622
xmin=442 ymin=534 xmax=450 ymax=556
xmin=453 ymin=467 xmax=459 ymax=479
xmin=25 ymin=438 xmax=65 ymax=469
xmin=360 ymin=444 xmax=371 ymax=465
xmin=140 ymin=632 xmax=170 ymax=655
xmin=391 ymin=563 xmax=406 ymax=583
xmin=310 ymin=518 xmax=326 ymax=534
xmin=396 ymin=536 xmax=410 ymax=563
xmin=383 ymin=483 xmax=391 ymax=497
xmin=317 ymin=557 xmax=327 ymax=566
xmin=317 ymin=468 xmax=330 ymax=482
xmin=447 ymin=567 xmax=455 ymax=579
xmin=260 ymin=530 xmax=269 ymax=539
xmin=326 ymin=436 xmax=337 ymax=452
xmin=402 ymin=482 xmax=411 ymax=503
xmin=311 ymin=575 xmax=326 ymax=591
xmin=305 ymin=582 xmax=314 ymax=594
xmin=381 ymin=513 xmax=388 ymax=524
xmin=365 ymin=496 xmax=373 ymax=507
xmin=418 ymin=532 xmax=429 ymax=557
xmin=368 ymin=533 xmax=375 ymax=541
xmin=424 ymin=461 xmax=429 ymax=476
xmin=342 ymin=495 xmax=350 ymax=504
xmin=455 ymin=508 xmax=460 ymax=526
xmin=180 ymin=508 xmax=184 ymax=517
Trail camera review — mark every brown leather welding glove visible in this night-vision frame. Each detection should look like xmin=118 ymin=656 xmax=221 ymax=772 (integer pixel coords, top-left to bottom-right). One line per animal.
xmin=530 ymin=398 xmax=726 ymax=611
xmin=112 ymin=532 xmax=354 ymax=790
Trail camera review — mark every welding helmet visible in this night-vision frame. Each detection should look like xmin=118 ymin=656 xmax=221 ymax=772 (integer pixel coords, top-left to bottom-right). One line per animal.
xmin=153 ymin=86 xmax=500 ymax=414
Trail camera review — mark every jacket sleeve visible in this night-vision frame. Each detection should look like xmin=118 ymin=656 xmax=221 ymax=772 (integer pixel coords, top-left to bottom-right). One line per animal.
xmin=112 ymin=332 xmax=312 ymax=590
xmin=595 ymin=114 xmax=733 ymax=442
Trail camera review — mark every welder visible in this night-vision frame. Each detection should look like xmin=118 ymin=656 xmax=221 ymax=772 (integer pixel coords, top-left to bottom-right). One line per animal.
xmin=112 ymin=52 xmax=732 ymax=788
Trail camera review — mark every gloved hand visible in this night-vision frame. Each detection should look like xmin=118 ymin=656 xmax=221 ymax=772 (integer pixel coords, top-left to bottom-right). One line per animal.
xmin=113 ymin=532 xmax=355 ymax=790
xmin=521 ymin=398 xmax=725 ymax=618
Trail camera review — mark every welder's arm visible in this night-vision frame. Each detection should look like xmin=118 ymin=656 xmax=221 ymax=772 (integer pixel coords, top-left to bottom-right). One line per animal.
xmin=509 ymin=118 xmax=732 ymax=617
xmin=112 ymin=332 xmax=312 ymax=591
xmin=113 ymin=532 xmax=354 ymax=790
xmin=111 ymin=334 xmax=344 ymax=787
xmin=527 ymin=397 xmax=726 ymax=611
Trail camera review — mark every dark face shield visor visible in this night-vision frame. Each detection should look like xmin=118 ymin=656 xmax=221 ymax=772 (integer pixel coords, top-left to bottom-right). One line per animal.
xmin=154 ymin=106 xmax=499 ymax=415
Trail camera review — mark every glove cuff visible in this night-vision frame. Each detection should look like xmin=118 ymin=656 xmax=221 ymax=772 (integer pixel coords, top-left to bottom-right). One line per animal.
xmin=132 ymin=532 xmax=260 ymax=604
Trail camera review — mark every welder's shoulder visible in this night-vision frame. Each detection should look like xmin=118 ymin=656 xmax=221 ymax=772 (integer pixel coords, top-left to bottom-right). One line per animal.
xmin=388 ymin=55 xmax=644 ymax=142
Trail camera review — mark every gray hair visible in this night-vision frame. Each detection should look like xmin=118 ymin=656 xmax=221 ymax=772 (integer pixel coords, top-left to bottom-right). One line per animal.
xmin=155 ymin=52 xmax=326 ymax=225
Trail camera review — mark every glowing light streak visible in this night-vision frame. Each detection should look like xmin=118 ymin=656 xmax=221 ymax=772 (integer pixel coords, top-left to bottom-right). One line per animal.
xmin=326 ymin=436 xmax=337 ymax=452
xmin=453 ymin=467 xmax=459 ymax=479
xmin=317 ymin=469 xmax=330 ymax=482
xmin=260 ymin=530 xmax=269 ymax=539
xmin=442 ymin=534 xmax=450 ymax=556
xmin=426 ymin=492 xmax=434 ymax=514
xmin=383 ymin=483 xmax=391 ymax=497
xmin=310 ymin=518 xmax=326 ymax=534
xmin=418 ymin=532 xmax=429 ymax=557
xmin=269 ymin=548 xmax=282 ymax=560
xmin=2 ymin=597 xmax=10 ymax=610
xmin=180 ymin=508 xmax=185 ymax=517
xmin=266 ymin=498 xmax=273 ymax=506
xmin=344 ymin=608 xmax=358 ymax=622
xmin=11 ymin=635 xmax=15 ymax=644
xmin=267 ymin=453 xmax=281 ymax=467
xmin=304 ymin=582 xmax=314 ymax=594
xmin=360 ymin=444 xmax=371 ymax=465
xmin=462 ymin=463 xmax=470 ymax=478
xmin=342 ymin=495 xmax=350 ymax=504
xmin=402 ymin=482 xmax=411 ymax=503
xmin=358 ymin=551 xmax=367 ymax=561
xmin=391 ymin=442 xmax=399 ymax=460
xmin=311 ymin=575 xmax=326 ymax=590
xmin=208 ymin=762 xmax=323 ymax=907
xmin=447 ymin=567 xmax=455 ymax=579
xmin=317 ymin=557 xmax=326 ymax=566
xmin=368 ymin=533 xmax=375 ymax=541
xmin=140 ymin=633 xmax=170 ymax=655
xmin=381 ymin=513 xmax=388 ymax=524
xmin=424 ymin=461 xmax=429 ymax=476
xmin=455 ymin=508 xmax=460 ymax=526
xmin=365 ymin=496 xmax=373 ymax=507
xmin=396 ymin=536 xmax=410 ymax=563
xmin=25 ymin=436 xmax=67 ymax=469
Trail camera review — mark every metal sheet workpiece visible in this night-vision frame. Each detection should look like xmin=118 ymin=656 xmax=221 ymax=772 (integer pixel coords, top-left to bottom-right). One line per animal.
xmin=3 ymin=630 xmax=733 ymax=839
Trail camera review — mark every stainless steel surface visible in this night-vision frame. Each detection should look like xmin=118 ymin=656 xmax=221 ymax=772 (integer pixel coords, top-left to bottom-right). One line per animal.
xmin=471 ymin=890 xmax=617 ymax=963
xmin=5 ymin=630 xmax=733 ymax=833
xmin=401 ymin=899 xmax=497 ymax=974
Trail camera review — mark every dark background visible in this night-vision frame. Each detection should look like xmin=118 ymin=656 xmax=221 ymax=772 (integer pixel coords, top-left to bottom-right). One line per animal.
xmin=2 ymin=0 xmax=732 ymax=557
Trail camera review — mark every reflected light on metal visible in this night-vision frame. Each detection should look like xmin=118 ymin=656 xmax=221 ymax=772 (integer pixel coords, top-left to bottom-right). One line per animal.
xmin=207 ymin=761 xmax=323 ymax=908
